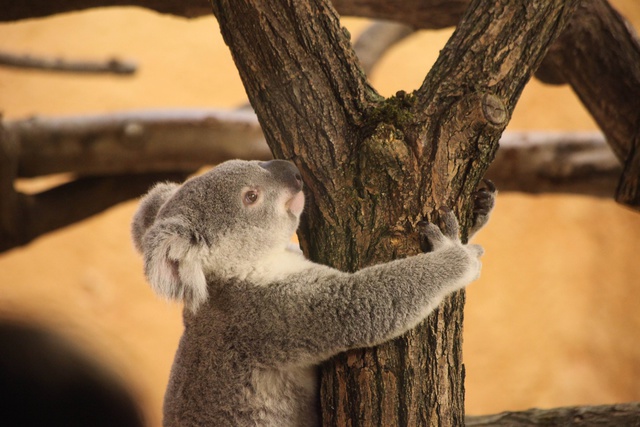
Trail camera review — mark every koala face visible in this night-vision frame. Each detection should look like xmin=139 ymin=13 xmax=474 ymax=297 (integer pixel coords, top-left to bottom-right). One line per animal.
xmin=158 ymin=159 xmax=304 ymax=254
xmin=132 ymin=159 xmax=305 ymax=310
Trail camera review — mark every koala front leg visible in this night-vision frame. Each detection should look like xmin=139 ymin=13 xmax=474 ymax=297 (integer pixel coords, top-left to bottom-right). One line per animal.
xmin=232 ymin=210 xmax=483 ymax=368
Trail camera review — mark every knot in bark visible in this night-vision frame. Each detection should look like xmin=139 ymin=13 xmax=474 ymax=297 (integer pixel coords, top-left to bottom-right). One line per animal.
xmin=481 ymin=93 xmax=508 ymax=126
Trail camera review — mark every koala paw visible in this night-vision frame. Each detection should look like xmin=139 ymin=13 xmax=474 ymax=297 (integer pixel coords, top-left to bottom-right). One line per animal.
xmin=418 ymin=209 xmax=483 ymax=256
xmin=473 ymin=179 xmax=496 ymax=216
xmin=470 ymin=179 xmax=496 ymax=237
xmin=418 ymin=208 xmax=455 ymax=253
xmin=418 ymin=209 xmax=483 ymax=283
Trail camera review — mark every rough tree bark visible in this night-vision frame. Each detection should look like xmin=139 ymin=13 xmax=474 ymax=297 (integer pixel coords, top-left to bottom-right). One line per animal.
xmin=210 ymin=0 xmax=578 ymax=425
xmin=466 ymin=402 xmax=640 ymax=427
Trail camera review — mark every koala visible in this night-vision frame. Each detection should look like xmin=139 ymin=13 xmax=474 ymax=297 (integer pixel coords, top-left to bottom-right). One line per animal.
xmin=131 ymin=159 xmax=494 ymax=427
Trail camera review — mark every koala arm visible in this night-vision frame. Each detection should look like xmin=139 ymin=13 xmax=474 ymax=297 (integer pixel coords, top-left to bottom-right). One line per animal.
xmin=223 ymin=211 xmax=482 ymax=368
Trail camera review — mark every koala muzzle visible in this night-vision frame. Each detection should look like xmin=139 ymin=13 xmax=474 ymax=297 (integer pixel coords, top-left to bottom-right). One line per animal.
xmin=259 ymin=160 xmax=303 ymax=193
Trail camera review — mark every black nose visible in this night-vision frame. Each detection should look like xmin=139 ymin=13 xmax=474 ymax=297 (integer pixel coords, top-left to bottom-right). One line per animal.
xmin=259 ymin=160 xmax=303 ymax=191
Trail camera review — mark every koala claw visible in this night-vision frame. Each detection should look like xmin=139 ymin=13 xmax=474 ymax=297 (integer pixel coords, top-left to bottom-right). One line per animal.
xmin=418 ymin=221 xmax=445 ymax=250
xmin=438 ymin=207 xmax=460 ymax=240
xmin=418 ymin=208 xmax=461 ymax=253
xmin=470 ymin=179 xmax=497 ymax=238
xmin=472 ymin=180 xmax=496 ymax=215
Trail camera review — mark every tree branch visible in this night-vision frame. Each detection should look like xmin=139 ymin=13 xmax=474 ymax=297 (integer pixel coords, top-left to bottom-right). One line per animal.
xmin=536 ymin=0 xmax=640 ymax=161
xmin=488 ymin=132 xmax=620 ymax=197
xmin=535 ymin=0 xmax=640 ymax=209
xmin=7 ymin=109 xmax=270 ymax=177
xmin=6 ymin=0 xmax=636 ymax=210
xmin=4 ymin=108 xmax=621 ymax=250
xmin=0 ymin=0 xmax=211 ymax=22
xmin=615 ymin=133 xmax=640 ymax=209
xmin=211 ymin=0 xmax=377 ymax=191
xmin=0 ymin=51 xmax=137 ymax=75
xmin=2 ymin=119 xmax=195 ymax=252
xmin=7 ymin=109 xmax=621 ymax=198
xmin=466 ymin=402 xmax=640 ymax=427
xmin=0 ymin=122 xmax=22 ymax=252
xmin=332 ymin=0 xmax=467 ymax=29
xmin=412 ymin=1 xmax=580 ymax=221
xmin=352 ymin=21 xmax=414 ymax=76
xmin=235 ymin=19 xmax=413 ymax=111
xmin=0 ymin=0 xmax=466 ymax=26
xmin=0 ymin=172 xmax=192 ymax=253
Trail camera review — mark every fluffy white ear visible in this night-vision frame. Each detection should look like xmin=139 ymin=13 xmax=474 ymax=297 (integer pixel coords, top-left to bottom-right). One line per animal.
xmin=131 ymin=182 xmax=180 ymax=254
xmin=142 ymin=219 xmax=208 ymax=312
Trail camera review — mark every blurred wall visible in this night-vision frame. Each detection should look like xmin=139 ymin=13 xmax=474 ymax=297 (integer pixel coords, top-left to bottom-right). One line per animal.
xmin=0 ymin=3 xmax=639 ymax=424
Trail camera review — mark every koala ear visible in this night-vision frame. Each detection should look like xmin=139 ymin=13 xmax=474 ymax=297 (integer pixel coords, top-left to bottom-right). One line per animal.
xmin=142 ymin=219 xmax=208 ymax=312
xmin=131 ymin=182 xmax=180 ymax=253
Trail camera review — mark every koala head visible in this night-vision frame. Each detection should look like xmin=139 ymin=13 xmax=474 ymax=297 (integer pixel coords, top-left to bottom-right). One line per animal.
xmin=131 ymin=159 xmax=305 ymax=311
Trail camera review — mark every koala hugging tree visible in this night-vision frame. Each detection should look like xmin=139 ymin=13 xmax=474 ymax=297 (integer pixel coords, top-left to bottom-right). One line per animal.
xmin=4 ymin=0 xmax=640 ymax=425
xmin=207 ymin=0 xmax=579 ymax=426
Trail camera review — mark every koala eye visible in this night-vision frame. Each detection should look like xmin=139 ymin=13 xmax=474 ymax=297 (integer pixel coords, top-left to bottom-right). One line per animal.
xmin=243 ymin=190 xmax=259 ymax=206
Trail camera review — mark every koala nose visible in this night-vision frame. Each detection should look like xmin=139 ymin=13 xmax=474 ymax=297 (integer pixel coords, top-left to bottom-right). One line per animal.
xmin=259 ymin=160 xmax=303 ymax=192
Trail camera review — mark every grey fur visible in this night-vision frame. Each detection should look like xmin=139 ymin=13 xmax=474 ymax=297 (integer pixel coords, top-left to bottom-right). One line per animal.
xmin=131 ymin=159 xmax=491 ymax=427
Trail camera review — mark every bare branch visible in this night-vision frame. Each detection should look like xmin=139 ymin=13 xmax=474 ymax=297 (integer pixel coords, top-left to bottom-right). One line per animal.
xmin=0 ymin=0 xmax=211 ymax=22
xmin=535 ymin=0 xmax=640 ymax=209
xmin=332 ymin=0 xmax=467 ymax=29
xmin=211 ymin=0 xmax=375 ymax=175
xmin=0 ymin=0 xmax=467 ymax=26
xmin=236 ymin=19 xmax=414 ymax=111
xmin=0 ymin=172 xmax=193 ymax=253
xmin=7 ymin=110 xmax=620 ymax=197
xmin=352 ymin=21 xmax=414 ymax=76
xmin=466 ymin=402 xmax=640 ymax=427
xmin=8 ymin=109 xmax=271 ymax=177
xmin=615 ymin=134 xmax=640 ymax=209
xmin=3 ymin=108 xmax=619 ymax=252
xmin=0 ymin=51 xmax=137 ymax=75
xmin=7 ymin=121 xmax=185 ymax=252
xmin=488 ymin=132 xmax=621 ymax=197
xmin=5 ymin=0 xmax=635 ymax=210
xmin=0 ymin=122 xmax=22 ymax=251
xmin=411 ymin=1 xmax=580 ymax=210
xmin=1 ymin=108 xmax=269 ymax=252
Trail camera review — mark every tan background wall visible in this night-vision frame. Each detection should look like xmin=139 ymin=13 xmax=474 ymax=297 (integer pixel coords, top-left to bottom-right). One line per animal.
xmin=1 ymin=4 xmax=639 ymax=425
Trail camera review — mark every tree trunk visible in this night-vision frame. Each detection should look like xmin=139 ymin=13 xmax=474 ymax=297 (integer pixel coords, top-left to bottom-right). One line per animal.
xmin=210 ymin=0 xmax=578 ymax=425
